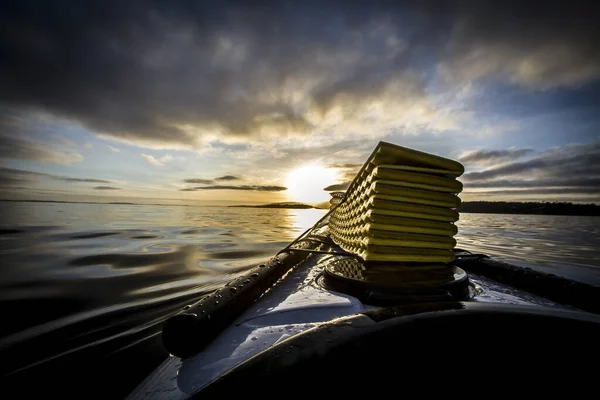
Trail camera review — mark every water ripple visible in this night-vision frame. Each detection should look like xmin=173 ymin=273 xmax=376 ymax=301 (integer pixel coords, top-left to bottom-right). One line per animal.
xmin=0 ymin=202 xmax=325 ymax=397
xmin=1 ymin=202 xmax=598 ymax=397
xmin=456 ymin=213 xmax=600 ymax=285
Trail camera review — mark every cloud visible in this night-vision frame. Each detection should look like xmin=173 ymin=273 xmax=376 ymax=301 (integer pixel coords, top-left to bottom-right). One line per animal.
xmin=60 ymin=178 xmax=113 ymax=183
xmin=0 ymin=134 xmax=83 ymax=165
xmin=160 ymin=154 xmax=173 ymax=163
xmin=458 ymin=149 xmax=533 ymax=165
xmin=182 ymin=175 xmax=241 ymax=185
xmin=0 ymin=1 xmax=598 ymax=154
xmin=324 ymin=182 xmax=351 ymax=191
xmin=141 ymin=153 xmax=174 ymax=166
xmin=461 ymin=141 xmax=600 ymax=198
xmin=141 ymin=154 xmax=163 ymax=166
xmin=106 ymin=145 xmax=120 ymax=152
xmin=0 ymin=167 xmax=113 ymax=187
xmin=463 ymin=159 xmax=548 ymax=181
xmin=258 ymin=140 xmax=374 ymax=170
xmin=183 ymin=178 xmax=213 ymax=184
xmin=93 ymin=186 xmax=121 ymax=190
xmin=462 ymin=142 xmax=600 ymax=182
xmin=180 ymin=185 xmax=287 ymax=192
xmin=475 ymin=187 xmax=600 ymax=195
xmin=215 ymin=175 xmax=240 ymax=181
xmin=0 ymin=167 xmax=48 ymax=186
xmin=438 ymin=2 xmax=600 ymax=89
xmin=51 ymin=135 xmax=78 ymax=147
xmin=0 ymin=1 xmax=481 ymax=150
xmin=465 ymin=178 xmax=600 ymax=189
xmin=326 ymin=162 xmax=362 ymax=182
xmin=328 ymin=164 xmax=361 ymax=169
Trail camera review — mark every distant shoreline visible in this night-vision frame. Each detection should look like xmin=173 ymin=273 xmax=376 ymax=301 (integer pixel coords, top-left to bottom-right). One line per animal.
xmin=2 ymin=199 xmax=599 ymax=216
xmin=229 ymin=202 xmax=317 ymax=209
xmin=232 ymin=201 xmax=600 ymax=215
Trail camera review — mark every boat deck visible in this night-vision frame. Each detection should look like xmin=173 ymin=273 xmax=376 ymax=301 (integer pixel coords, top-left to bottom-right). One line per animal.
xmin=128 ymin=250 xmax=562 ymax=400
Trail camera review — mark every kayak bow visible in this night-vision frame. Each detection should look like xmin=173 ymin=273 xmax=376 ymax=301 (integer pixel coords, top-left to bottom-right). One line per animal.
xmin=129 ymin=142 xmax=600 ymax=398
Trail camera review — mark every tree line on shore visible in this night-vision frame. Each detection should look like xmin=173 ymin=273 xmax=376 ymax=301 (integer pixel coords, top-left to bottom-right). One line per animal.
xmin=458 ymin=201 xmax=600 ymax=216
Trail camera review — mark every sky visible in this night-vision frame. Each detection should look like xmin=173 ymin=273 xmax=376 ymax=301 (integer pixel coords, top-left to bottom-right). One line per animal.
xmin=1 ymin=0 xmax=599 ymax=205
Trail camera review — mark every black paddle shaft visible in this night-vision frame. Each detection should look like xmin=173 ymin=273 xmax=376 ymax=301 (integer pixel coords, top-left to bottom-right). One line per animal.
xmin=162 ymin=248 xmax=313 ymax=358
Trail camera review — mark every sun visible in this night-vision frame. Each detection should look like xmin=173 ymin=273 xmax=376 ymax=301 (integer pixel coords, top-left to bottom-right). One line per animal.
xmin=285 ymin=164 xmax=338 ymax=205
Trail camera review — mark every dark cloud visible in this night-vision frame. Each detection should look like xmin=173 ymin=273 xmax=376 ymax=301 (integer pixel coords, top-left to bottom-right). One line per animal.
xmin=1 ymin=0 xmax=366 ymax=147
xmin=461 ymin=141 xmax=600 ymax=198
xmin=438 ymin=1 xmax=600 ymax=89
xmin=341 ymin=169 xmax=360 ymax=181
xmin=0 ymin=0 xmax=595 ymax=168
xmin=465 ymin=177 xmax=600 ymax=191
xmin=298 ymin=160 xmax=362 ymax=190
xmin=60 ymin=178 xmax=112 ymax=183
xmin=0 ymin=175 xmax=30 ymax=186
xmin=2 ymin=1 xmax=596 ymax=149
xmin=0 ymin=110 xmax=84 ymax=165
xmin=215 ymin=175 xmax=240 ymax=181
xmin=183 ymin=178 xmax=214 ymax=185
xmin=468 ymin=187 xmax=600 ymax=196
xmin=0 ymin=132 xmax=83 ymax=165
xmin=324 ymin=182 xmax=351 ymax=191
xmin=328 ymin=164 xmax=362 ymax=169
xmin=463 ymin=142 xmax=600 ymax=182
xmin=0 ymin=167 xmax=113 ymax=187
xmin=180 ymin=185 xmax=286 ymax=192
xmin=0 ymin=168 xmax=45 ymax=186
xmin=463 ymin=159 xmax=548 ymax=181
xmin=465 ymin=178 xmax=600 ymax=189
xmin=0 ymin=167 xmax=57 ymax=189
xmin=93 ymin=186 xmax=121 ymax=190
xmin=0 ymin=167 xmax=50 ymax=178
xmin=459 ymin=149 xmax=533 ymax=165
xmin=325 ymin=162 xmax=362 ymax=182
xmin=183 ymin=175 xmax=241 ymax=185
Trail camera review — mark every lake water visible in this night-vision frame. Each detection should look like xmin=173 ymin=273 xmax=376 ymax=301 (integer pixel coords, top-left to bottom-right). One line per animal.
xmin=1 ymin=201 xmax=599 ymax=398
xmin=455 ymin=213 xmax=600 ymax=285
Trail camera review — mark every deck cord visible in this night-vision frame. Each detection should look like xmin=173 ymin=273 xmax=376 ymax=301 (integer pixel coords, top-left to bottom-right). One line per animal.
xmin=276 ymin=202 xmax=359 ymax=258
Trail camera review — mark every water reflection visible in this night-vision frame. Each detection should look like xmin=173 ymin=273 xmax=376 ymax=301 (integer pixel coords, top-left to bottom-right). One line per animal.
xmin=286 ymin=209 xmax=328 ymax=235
xmin=0 ymin=202 xmax=326 ymax=397
xmin=1 ymin=202 xmax=599 ymax=398
xmin=456 ymin=213 xmax=600 ymax=285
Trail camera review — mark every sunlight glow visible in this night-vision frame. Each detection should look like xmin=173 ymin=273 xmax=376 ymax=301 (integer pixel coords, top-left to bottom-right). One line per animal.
xmin=285 ymin=164 xmax=338 ymax=205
